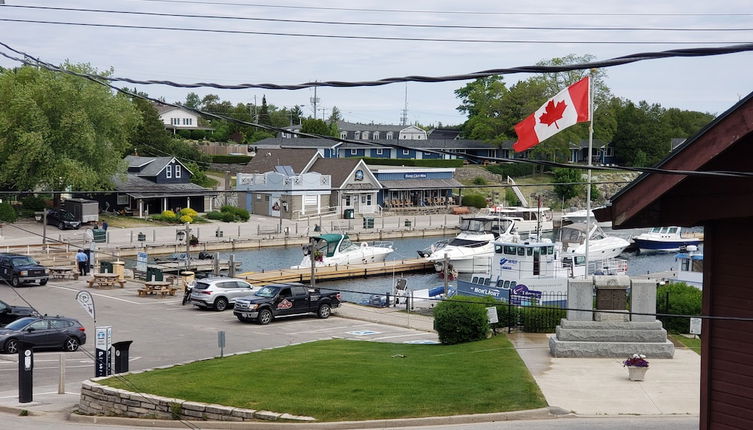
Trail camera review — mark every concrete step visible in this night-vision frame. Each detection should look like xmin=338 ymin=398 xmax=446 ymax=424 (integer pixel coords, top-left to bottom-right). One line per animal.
xmin=558 ymin=319 xmax=665 ymax=331
xmin=555 ymin=327 xmax=668 ymax=343
xmin=549 ymin=336 xmax=675 ymax=358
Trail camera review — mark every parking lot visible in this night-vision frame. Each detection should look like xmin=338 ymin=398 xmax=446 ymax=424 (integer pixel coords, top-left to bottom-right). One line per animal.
xmin=0 ymin=278 xmax=438 ymax=393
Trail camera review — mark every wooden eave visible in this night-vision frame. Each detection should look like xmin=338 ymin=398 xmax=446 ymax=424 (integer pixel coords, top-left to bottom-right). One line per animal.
xmin=596 ymin=93 xmax=753 ymax=229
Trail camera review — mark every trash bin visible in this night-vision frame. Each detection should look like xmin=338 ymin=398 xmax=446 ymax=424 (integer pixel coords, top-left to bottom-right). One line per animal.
xmin=92 ymin=228 xmax=107 ymax=243
xmin=363 ymin=216 xmax=374 ymax=229
xmin=112 ymin=341 xmax=133 ymax=374
xmin=344 ymin=208 xmax=355 ymax=219
xmin=100 ymin=261 xmax=113 ymax=273
xmin=112 ymin=261 xmax=125 ymax=281
xmin=146 ymin=266 xmax=163 ymax=282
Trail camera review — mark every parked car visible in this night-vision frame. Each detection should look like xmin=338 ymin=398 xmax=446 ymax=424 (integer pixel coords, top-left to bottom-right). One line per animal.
xmin=189 ymin=277 xmax=257 ymax=311
xmin=46 ymin=208 xmax=81 ymax=230
xmin=0 ymin=316 xmax=86 ymax=354
xmin=0 ymin=299 xmax=39 ymax=326
xmin=233 ymin=283 xmax=341 ymax=325
xmin=0 ymin=253 xmax=49 ymax=287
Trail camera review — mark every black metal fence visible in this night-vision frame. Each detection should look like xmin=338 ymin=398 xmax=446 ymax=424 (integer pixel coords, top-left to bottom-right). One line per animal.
xmin=504 ymin=291 xmax=568 ymax=333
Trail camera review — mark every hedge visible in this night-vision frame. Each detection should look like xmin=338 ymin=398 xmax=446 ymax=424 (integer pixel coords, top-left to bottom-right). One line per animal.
xmin=210 ymin=155 xmax=253 ymax=164
xmin=360 ymin=158 xmax=464 ymax=168
xmin=657 ymin=282 xmax=702 ymax=334
xmin=433 ymin=296 xmax=492 ymax=344
xmin=0 ymin=202 xmax=17 ymax=223
xmin=486 ymin=162 xmax=541 ymax=178
xmin=461 ymin=193 xmax=487 ymax=208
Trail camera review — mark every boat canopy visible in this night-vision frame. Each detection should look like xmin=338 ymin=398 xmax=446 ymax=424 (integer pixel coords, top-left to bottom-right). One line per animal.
xmin=312 ymin=234 xmax=347 ymax=257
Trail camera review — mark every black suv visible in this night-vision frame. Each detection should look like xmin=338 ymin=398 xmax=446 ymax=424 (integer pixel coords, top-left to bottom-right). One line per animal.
xmin=46 ymin=208 xmax=81 ymax=230
xmin=0 ymin=316 xmax=86 ymax=354
xmin=0 ymin=253 xmax=49 ymax=287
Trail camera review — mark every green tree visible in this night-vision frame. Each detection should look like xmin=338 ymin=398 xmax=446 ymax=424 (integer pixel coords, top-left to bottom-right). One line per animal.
xmin=184 ymin=92 xmax=201 ymax=109
xmin=612 ymin=100 xmax=672 ymax=166
xmin=0 ymin=64 xmax=140 ymax=191
xmin=328 ymin=106 xmax=343 ymax=123
xmin=130 ymin=97 xmax=172 ymax=152
xmin=552 ymin=168 xmax=583 ymax=201
xmin=300 ymin=118 xmax=336 ymax=137
xmin=258 ymin=96 xmax=271 ymax=126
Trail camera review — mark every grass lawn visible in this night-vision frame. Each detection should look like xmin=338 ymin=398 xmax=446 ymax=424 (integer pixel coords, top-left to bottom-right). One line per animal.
xmin=101 ymin=336 xmax=546 ymax=421
xmin=670 ymin=334 xmax=701 ymax=355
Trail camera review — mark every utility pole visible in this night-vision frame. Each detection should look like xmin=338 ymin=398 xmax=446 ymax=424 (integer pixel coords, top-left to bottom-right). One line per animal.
xmin=184 ymin=222 xmax=191 ymax=271
xmin=42 ymin=208 xmax=47 ymax=245
xmin=309 ymin=238 xmax=316 ymax=290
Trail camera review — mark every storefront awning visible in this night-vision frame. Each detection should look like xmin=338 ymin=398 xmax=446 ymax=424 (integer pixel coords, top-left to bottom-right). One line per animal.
xmin=379 ymin=178 xmax=462 ymax=189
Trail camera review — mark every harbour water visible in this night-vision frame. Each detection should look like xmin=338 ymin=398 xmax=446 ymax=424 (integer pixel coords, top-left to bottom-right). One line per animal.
xmin=202 ymin=227 xmax=695 ymax=304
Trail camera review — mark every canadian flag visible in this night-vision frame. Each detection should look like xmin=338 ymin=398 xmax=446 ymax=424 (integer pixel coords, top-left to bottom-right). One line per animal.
xmin=512 ymin=76 xmax=590 ymax=152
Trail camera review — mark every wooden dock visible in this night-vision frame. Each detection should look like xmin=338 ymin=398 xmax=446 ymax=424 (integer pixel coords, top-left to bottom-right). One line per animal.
xmin=237 ymin=258 xmax=435 ymax=286
xmin=149 ymin=260 xmax=241 ymax=275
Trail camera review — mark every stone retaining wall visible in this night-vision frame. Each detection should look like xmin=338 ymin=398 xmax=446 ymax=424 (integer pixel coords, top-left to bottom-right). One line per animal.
xmin=78 ymin=378 xmax=314 ymax=422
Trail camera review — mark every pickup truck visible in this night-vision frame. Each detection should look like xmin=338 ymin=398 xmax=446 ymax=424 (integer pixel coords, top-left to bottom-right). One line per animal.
xmin=233 ymin=283 xmax=341 ymax=325
xmin=0 ymin=253 xmax=49 ymax=287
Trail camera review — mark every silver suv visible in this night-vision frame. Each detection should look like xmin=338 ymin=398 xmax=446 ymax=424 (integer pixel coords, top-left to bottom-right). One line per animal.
xmin=189 ymin=277 xmax=256 ymax=311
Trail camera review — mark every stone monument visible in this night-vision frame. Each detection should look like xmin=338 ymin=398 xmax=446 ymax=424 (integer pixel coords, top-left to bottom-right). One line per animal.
xmin=548 ymin=275 xmax=675 ymax=358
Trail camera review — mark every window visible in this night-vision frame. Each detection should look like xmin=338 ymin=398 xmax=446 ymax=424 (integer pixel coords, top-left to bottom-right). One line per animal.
xmin=351 ymin=149 xmax=358 ymax=155
xmin=361 ymin=194 xmax=372 ymax=205
xmin=345 ymin=196 xmax=351 ymax=206
xmin=166 ymin=165 xmax=173 ymax=178
xmin=175 ymin=165 xmax=182 ymax=178
xmin=386 ymin=132 xmax=393 ymax=139
xmin=340 ymin=131 xmax=347 ymax=139
xmin=402 ymin=149 xmax=410 ymax=155
xmin=304 ymin=195 xmax=317 ymax=205
xmin=171 ymin=118 xmax=179 ymax=125
xmin=363 ymin=131 xmax=369 ymax=140
xmin=373 ymin=131 xmax=380 ymax=139
xmin=376 ymin=148 xmax=383 ymax=155
xmin=354 ymin=131 xmax=361 ymax=140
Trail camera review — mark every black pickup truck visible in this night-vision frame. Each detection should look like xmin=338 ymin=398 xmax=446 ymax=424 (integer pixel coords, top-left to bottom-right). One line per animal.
xmin=0 ymin=253 xmax=49 ymax=287
xmin=233 ymin=283 xmax=341 ymax=325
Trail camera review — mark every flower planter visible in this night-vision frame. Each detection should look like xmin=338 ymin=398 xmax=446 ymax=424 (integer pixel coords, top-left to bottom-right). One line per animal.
xmin=627 ymin=366 xmax=648 ymax=381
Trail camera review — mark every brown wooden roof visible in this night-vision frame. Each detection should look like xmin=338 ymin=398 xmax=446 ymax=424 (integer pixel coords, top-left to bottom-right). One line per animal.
xmin=239 ymin=149 xmax=318 ymax=175
xmin=595 ymin=92 xmax=753 ymax=229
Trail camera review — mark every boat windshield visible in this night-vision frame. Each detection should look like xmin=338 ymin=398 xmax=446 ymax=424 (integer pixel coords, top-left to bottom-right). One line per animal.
xmin=459 ymin=219 xmax=488 ymax=232
xmin=338 ymin=237 xmax=359 ymax=253
xmin=448 ymin=238 xmax=488 ymax=248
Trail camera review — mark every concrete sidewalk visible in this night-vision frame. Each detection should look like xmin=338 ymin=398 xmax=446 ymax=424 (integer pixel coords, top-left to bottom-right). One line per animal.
xmin=509 ymin=333 xmax=701 ymax=416
xmin=334 ymin=303 xmax=435 ymax=333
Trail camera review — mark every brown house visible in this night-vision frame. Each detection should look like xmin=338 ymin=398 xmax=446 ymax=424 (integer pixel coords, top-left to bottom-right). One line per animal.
xmin=595 ymin=93 xmax=753 ymax=429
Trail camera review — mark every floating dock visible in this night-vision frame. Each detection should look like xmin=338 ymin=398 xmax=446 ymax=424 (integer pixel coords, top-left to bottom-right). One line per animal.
xmin=238 ymin=258 xmax=434 ymax=286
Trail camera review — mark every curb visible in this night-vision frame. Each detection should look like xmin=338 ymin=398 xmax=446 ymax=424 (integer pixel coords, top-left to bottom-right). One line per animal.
xmin=67 ymin=407 xmax=567 ymax=428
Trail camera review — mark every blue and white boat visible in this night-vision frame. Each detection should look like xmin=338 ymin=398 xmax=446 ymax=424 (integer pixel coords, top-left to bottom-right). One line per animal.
xmin=672 ymin=245 xmax=703 ymax=288
xmin=453 ymin=236 xmax=627 ymax=306
xmin=632 ymin=226 xmax=703 ymax=253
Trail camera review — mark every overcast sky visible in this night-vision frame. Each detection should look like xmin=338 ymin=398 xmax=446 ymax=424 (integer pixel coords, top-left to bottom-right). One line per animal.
xmin=2 ymin=0 xmax=752 ymax=127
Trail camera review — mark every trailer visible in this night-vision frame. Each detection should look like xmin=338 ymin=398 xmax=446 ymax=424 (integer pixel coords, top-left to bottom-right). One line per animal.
xmin=62 ymin=198 xmax=99 ymax=224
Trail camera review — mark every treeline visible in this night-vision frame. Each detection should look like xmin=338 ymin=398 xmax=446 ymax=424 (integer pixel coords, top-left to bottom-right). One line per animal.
xmin=455 ymin=54 xmax=715 ymax=167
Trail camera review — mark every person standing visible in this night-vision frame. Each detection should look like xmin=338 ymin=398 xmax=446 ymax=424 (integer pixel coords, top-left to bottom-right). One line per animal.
xmin=76 ymin=249 xmax=89 ymax=276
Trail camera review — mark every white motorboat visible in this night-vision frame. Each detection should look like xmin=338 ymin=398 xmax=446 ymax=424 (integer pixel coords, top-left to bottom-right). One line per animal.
xmin=292 ymin=234 xmax=393 ymax=268
xmin=488 ymin=205 xmax=554 ymax=233
xmin=562 ymin=208 xmax=612 ymax=228
xmin=632 ymin=226 xmax=703 ymax=253
xmin=454 ymin=236 xmax=627 ymax=305
xmin=560 ymin=222 xmax=631 ymax=260
xmin=420 ymin=216 xmax=519 ymax=274
xmin=672 ymin=245 xmax=703 ymax=288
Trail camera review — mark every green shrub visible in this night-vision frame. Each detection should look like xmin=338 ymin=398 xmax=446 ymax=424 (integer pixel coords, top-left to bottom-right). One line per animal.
xmin=0 ymin=202 xmax=17 ymax=223
xmin=206 ymin=211 xmax=223 ymax=220
xmin=20 ymin=196 xmax=48 ymax=211
xmin=461 ymin=193 xmax=487 ymax=208
xmin=433 ymin=296 xmax=492 ymax=344
xmin=161 ymin=210 xmax=176 ymax=219
xmin=518 ymin=306 xmax=566 ymax=333
xmin=504 ymin=188 xmax=521 ymax=206
xmin=221 ymin=212 xmax=236 ymax=222
xmin=486 ymin=162 xmax=539 ymax=178
xmin=657 ymin=282 xmax=702 ymax=334
xmin=210 ymin=155 xmax=253 ymax=164
xmin=360 ymin=158 xmax=464 ymax=168
xmin=220 ymin=205 xmax=250 ymax=222
xmin=472 ymin=176 xmax=488 ymax=185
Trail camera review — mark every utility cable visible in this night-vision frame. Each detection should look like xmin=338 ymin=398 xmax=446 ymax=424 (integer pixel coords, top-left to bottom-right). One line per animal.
xmin=0 ymin=18 xmax=748 ymax=46
xmin=5 ymin=5 xmax=752 ymax=33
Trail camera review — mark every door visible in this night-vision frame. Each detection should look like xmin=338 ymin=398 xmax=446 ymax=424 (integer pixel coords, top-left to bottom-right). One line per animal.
xmin=23 ymin=319 xmax=54 ymax=347
xmin=228 ymin=281 xmax=254 ymax=303
xmin=275 ymin=287 xmax=295 ymax=315
xmin=290 ymin=285 xmax=310 ymax=313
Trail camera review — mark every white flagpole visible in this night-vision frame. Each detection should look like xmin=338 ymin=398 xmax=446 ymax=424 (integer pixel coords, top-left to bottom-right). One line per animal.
xmin=584 ymin=71 xmax=594 ymax=278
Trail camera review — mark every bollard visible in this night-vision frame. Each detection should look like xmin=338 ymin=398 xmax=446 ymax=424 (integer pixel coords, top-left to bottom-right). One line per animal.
xmin=58 ymin=354 xmax=65 ymax=394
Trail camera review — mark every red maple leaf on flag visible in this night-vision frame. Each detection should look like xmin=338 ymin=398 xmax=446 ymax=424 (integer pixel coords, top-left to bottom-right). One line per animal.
xmin=538 ymin=100 xmax=567 ymax=129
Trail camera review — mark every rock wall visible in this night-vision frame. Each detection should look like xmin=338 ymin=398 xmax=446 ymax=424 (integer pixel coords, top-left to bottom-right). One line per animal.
xmin=78 ymin=378 xmax=314 ymax=422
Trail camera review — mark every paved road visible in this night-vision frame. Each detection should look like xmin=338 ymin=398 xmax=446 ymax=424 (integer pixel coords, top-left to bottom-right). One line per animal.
xmin=0 ymin=279 xmax=438 ymax=392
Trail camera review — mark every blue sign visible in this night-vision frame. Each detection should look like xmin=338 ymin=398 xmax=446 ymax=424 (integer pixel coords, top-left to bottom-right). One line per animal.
xmin=510 ymin=284 xmax=542 ymax=305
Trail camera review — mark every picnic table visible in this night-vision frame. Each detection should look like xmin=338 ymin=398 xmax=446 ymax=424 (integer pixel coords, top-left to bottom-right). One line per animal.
xmin=87 ymin=273 xmax=126 ymax=289
xmin=137 ymin=281 xmax=177 ymax=297
xmin=49 ymin=266 xmax=78 ymax=280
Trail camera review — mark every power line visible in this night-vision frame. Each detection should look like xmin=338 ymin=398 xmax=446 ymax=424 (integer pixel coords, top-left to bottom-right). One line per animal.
xmin=122 ymin=0 xmax=753 ymax=17
xmin=5 ymin=5 xmax=752 ymax=32
xmin=2 ymin=39 xmax=751 ymax=91
xmin=1 ymin=18 xmax=749 ymax=46
xmin=3 ymin=42 xmax=753 ymax=180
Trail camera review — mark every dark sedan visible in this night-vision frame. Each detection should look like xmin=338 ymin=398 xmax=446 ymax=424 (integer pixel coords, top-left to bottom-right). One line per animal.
xmin=46 ymin=209 xmax=81 ymax=230
xmin=0 ymin=316 xmax=86 ymax=354
xmin=0 ymin=300 xmax=38 ymax=326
